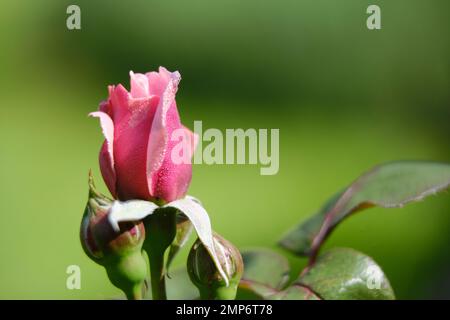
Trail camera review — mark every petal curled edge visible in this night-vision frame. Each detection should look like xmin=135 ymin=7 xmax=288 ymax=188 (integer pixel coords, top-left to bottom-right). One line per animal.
xmin=146 ymin=70 xmax=182 ymax=198
xmin=129 ymin=71 xmax=150 ymax=98
xmin=146 ymin=66 xmax=174 ymax=97
xmin=89 ymin=111 xmax=117 ymax=198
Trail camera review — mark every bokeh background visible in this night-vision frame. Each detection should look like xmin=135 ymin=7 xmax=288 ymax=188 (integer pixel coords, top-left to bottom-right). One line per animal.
xmin=0 ymin=0 xmax=449 ymax=299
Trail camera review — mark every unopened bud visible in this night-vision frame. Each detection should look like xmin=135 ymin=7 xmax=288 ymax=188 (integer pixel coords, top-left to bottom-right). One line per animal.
xmin=80 ymin=173 xmax=148 ymax=299
xmin=187 ymin=233 xmax=243 ymax=300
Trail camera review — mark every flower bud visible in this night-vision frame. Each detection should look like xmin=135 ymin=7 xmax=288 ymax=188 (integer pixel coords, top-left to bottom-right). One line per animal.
xmin=187 ymin=233 xmax=243 ymax=300
xmin=80 ymin=173 xmax=148 ymax=299
xmin=90 ymin=67 xmax=197 ymax=203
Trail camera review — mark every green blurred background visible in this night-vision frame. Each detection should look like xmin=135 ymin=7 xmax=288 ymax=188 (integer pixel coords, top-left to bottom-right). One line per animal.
xmin=0 ymin=0 xmax=449 ymax=299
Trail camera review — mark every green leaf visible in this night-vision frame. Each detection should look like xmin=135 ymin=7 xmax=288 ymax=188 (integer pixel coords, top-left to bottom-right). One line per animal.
xmin=237 ymin=249 xmax=290 ymax=299
xmin=279 ymin=161 xmax=450 ymax=257
xmin=297 ymin=248 xmax=395 ymax=300
xmin=268 ymin=285 xmax=320 ymax=300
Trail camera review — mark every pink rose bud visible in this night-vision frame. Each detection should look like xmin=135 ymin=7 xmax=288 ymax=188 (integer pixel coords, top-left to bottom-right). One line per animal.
xmin=90 ymin=67 xmax=198 ymax=203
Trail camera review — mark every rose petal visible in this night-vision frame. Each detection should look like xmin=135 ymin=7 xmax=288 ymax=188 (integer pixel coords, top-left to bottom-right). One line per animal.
xmin=89 ymin=111 xmax=117 ymax=197
xmin=146 ymin=70 xmax=182 ymax=199
xmin=183 ymin=125 xmax=199 ymax=161
xmin=129 ymin=71 xmax=150 ymax=98
xmin=109 ymin=84 xmax=130 ymax=123
xmin=113 ymin=96 xmax=159 ymax=200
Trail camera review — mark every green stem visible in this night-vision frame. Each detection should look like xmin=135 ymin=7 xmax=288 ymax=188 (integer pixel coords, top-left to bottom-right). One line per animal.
xmin=198 ymin=281 xmax=238 ymax=300
xmin=143 ymin=208 xmax=177 ymax=300
xmin=148 ymin=251 xmax=166 ymax=300
xmin=125 ymin=284 xmax=143 ymax=300
xmin=104 ymin=253 xmax=147 ymax=300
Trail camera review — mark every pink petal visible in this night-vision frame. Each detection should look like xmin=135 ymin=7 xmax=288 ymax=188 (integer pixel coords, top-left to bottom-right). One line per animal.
xmin=109 ymin=84 xmax=130 ymax=123
xmin=89 ymin=111 xmax=117 ymax=197
xmin=99 ymin=142 xmax=117 ymax=198
xmin=172 ymin=126 xmax=199 ymax=163
xmin=146 ymin=66 xmax=178 ymax=97
xmin=146 ymin=70 xmax=195 ymax=202
xmin=99 ymin=100 xmax=111 ymax=115
xmin=185 ymin=126 xmax=199 ymax=159
xmin=129 ymin=71 xmax=150 ymax=98
xmin=146 ymin=71 xmax=181 ymax=198
xmin=150 ymin=132 xmax=194 ymax=202
xmin=113 ymin=95 xmax=159 ymax=200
